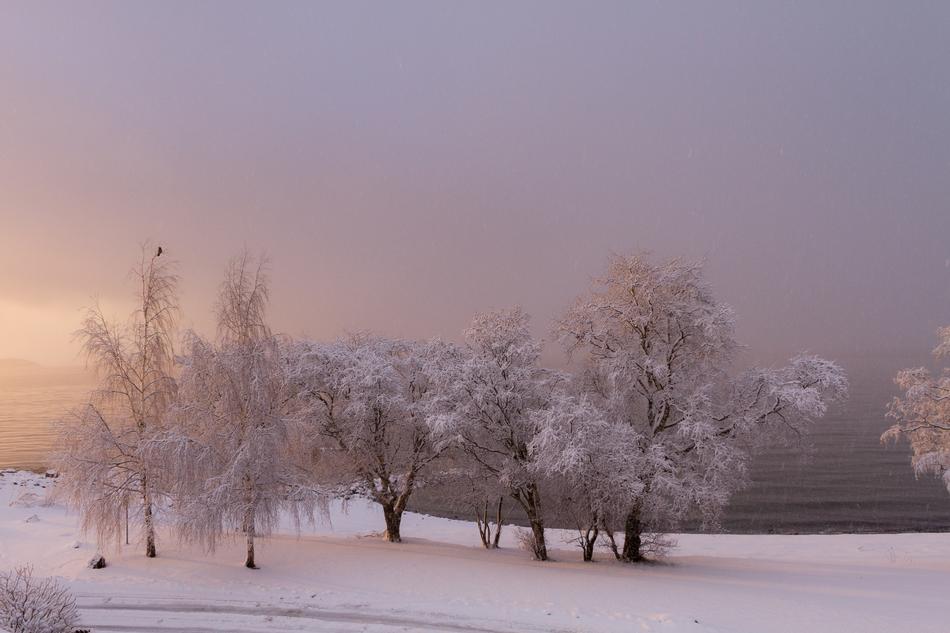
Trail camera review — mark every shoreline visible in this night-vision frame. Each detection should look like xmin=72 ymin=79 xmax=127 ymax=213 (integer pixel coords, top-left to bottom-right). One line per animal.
xmin=8 ymin=468 xmax=949 ymax=538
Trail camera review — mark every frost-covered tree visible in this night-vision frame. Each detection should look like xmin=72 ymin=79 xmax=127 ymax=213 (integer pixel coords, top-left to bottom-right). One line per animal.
xmin=53 ymin=244 xmax=178 ymax=557
xmin=291 ymin=335 xmax=445 ymax=542
xmin=430 ymin=308 xmax=563 ymax=560
xmin=0 ymin=566 xmax=79 ymax=633
xmin=555 ymin=254 xmax=847 ymax=561
xmin=163 ymin=252 xmax=319 ymax=569
xmin=531 ymin=392 xmax=641 ymax=561
xmin=883 ymin=325 xmax=950 ymax=493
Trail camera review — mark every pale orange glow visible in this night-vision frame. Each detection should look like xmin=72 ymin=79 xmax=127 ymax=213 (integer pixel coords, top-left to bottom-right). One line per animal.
xmin=0 ymin=2 xmax=947 ymax=369
xmin=0 ymin=299 xmax=84 ymax=365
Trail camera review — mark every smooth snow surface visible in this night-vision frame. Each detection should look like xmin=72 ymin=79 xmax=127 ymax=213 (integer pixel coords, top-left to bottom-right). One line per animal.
xmin=1 ymin=470 xmax=947 ymax=632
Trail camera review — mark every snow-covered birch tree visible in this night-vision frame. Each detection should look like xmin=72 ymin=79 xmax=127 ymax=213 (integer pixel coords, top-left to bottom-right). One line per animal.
xmin=290 ymin=336 xmax=446 ymax=542
xmin=883 ymin=325 xmax=950 ymax=494
xmin=53 ymin=244 xmax=178 ymax=557
xmin=163 ymin=252 xmax=319 ymax=569
xmin=555 ymin=254 xmax=848 ymax=562
xmin=429 ymin=308 xmax=563 ymax=561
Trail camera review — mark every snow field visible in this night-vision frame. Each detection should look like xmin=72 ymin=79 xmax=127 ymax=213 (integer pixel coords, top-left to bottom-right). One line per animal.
xmin=1 ymin=471 xmax=948 ymax=633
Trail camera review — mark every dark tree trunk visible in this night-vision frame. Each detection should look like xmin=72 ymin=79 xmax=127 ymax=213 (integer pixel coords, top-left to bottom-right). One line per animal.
xmin=580 ymin=524 xmax=599 ymax=562
xmin=492 ymin=496 xmax=503 ymax=549
xmin=242 ymin=475 xmax=259 ymax=569
xmin=244 ymin=507 xmax=258 ymax=569
xmin=475 ymin=502 xmax=492 ymax=549
xmin=603 ymin=528 xmax=621 ymax=561
xmin=528 ymin=517 xmax=548 ymax=561
xmin=621 ymin=504 xmax=645 ymax=563
xmin=383 ymin=503 xmax=403 ymax=542
xmin=143 ymin=485 xmax=156 ymax=558
xmin=512 ymin=482 xmax=548 ymax=561
xmin=474 ymin=497 xmax=505 ymax=549
xmin=245 ymin=529 xmax=256 ymax=569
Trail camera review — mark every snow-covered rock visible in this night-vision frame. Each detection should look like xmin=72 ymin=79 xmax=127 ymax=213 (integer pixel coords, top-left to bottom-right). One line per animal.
xmin=86 ymin=554 xmax=106 ymax=570
xmin=10 ymin=491 xmax=43 ymax=508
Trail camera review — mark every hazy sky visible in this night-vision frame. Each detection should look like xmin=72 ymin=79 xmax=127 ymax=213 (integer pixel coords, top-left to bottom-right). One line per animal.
xmin=1 ymin=1 xmax=948 ymax=366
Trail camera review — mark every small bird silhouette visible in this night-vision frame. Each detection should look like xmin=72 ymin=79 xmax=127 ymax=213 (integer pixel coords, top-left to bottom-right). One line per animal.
xmin=156 ymin=246 xmax=163 ymax=257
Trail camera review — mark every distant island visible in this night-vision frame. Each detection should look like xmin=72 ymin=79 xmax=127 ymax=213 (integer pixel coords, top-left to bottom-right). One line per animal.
xmin=0 ymin=359 xmax=93 ymax=380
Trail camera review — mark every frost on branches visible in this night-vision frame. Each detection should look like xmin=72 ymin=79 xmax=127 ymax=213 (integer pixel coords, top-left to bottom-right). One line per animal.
xmin=554 ymin=254 xmax=847 ymax=562
xmin=0 ymin=567 xmax=79 ymax=633
xmin=883 ymin=325 xmax=950 ymax=493
xmin=530 ymin=392 xmax=642 ymax=561
xmin=291 ymin=336 xmax=448 ymax=543
xmin=52 ymin=245 xmax=179 ymax=558
xmin=161 ymin=252 xmax=321 ymax=569
xmin=428 ymin=308 xmax=564 ymax=560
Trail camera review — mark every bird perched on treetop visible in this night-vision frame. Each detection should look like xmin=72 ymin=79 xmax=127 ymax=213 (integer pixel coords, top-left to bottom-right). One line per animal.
xmin=156 ymin=246 xmax=163 ymax=257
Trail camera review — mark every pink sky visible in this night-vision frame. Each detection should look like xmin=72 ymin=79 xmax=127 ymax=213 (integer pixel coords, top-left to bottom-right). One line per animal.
xmin=1 ymin=2 xmax=948 ymax=365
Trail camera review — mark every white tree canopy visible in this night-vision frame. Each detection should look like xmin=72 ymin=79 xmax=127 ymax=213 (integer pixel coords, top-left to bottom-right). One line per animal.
xmin=427 ymin=307 xmax=563 ymax=560
xmin=553 ymin=254 xmax=847 ymax=560
xmin=290 ymin=335 xmax=447 ymax=542
xmin=161 ymin=252 xmax=320 ymax=569
xmin=883 ymin=325 xmax=950 ymax=492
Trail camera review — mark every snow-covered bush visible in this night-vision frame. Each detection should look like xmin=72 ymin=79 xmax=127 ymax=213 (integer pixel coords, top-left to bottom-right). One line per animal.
xmin=0 ymin=566 xmax=79 ymax=633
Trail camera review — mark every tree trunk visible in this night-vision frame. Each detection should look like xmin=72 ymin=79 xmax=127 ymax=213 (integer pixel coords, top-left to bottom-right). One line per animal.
xmin=243 ymin=474 xmax=258 ymax=569
xmin=581 ymin=524 xmax=599 ymax=562
xmin=492 ymin=496 xmax=503 ymax=549
xmin=475 ymin=497 xmax=504 ymax=549
xmin=513 ymin=483 xmax=548 ymax=561
xmin=143 ymin=484 xmax=156 ymax=558
xmin=603 ymin=528 xmax=621 ymax=561
xmin=245 ymin=530 xmax=256 ymax=569
xmin=621 ymin=504 xmax=644 ymax=563
xmin=528 ymin=517 xmax=548 ymax=561
xmin=382 ymin=503 xmax=403 ymax=542
xmin=475 ymin=502 xmax=491 ymax=548
xmin=244 ymin=508 xmax=257 ymax=569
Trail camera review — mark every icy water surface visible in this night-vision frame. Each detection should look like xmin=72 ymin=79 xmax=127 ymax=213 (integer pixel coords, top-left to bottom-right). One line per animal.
xmin=2 ymin=354 xmax=950 ymax=532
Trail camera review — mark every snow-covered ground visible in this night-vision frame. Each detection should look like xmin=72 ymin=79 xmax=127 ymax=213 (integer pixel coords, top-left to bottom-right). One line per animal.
xmin=1 ymin=470 xmax=948 ymax=633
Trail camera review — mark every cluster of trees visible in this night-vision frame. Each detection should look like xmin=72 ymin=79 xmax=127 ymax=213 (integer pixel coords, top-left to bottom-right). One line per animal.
xmin=54 ymin=247 xmax=848 ymax=567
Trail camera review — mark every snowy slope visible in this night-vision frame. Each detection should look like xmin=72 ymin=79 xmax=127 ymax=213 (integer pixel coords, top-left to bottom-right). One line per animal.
xmin=1 ymin=470 xmax=948 ymax=633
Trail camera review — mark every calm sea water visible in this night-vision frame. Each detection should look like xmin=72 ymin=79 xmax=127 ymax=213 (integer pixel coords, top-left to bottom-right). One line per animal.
xmin=2 ymin=354 xmax=949 ymax=533
xmin=721 ymin=354 xmax=950 ymax=533
xmin=0 ymin=363 xmax=95 ymax=470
